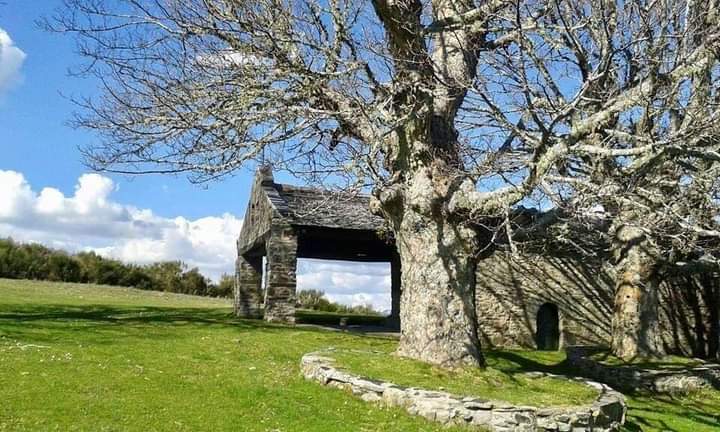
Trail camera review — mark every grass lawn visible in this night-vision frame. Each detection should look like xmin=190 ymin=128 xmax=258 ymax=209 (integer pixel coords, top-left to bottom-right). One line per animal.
xmin=294 ymin=309 xmax=387 ymax=326
xmin=327 ymin=349 xmax=598 ymax=406
xmin=1 ymin=279 xmax=719 ymax=431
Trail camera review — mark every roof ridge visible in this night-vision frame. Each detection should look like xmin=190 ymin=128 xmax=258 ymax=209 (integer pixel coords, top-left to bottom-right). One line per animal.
xmin=276 ymin=183 xmax=371 ymax=198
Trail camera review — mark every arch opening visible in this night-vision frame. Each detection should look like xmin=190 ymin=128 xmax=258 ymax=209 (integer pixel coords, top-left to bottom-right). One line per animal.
xmin=536 ymin=303 xmax=560 ymax=350
xmin=296 ymin=258 xmax=391 ymax=315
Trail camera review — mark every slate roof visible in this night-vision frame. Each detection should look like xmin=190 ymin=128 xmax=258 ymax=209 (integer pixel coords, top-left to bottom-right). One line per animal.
xmin=270 ymin=183 xmax=384 ymax=231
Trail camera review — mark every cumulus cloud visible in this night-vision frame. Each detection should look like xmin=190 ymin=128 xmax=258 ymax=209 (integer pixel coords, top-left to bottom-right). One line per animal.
xmin=0 ymin=170 xmax=242 ymax=281
xmin=298 ymin=259 xmax=391 ymax=312
xmin=0 ymin=28 xmax=26 ymax=94
xmin=0 ymin=170 xmax=391 ymax=310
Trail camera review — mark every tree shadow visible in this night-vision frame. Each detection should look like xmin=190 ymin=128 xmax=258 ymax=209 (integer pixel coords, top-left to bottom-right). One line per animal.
xmin=0 ymin=303 xmax=393 ymax=348
xmin=486 ymin=349 xmax=574 ymax=375
xmin=485 ymin=350 xmax=720 ymax=431
xmin=623 ymin=392 xmax=720 ymax=431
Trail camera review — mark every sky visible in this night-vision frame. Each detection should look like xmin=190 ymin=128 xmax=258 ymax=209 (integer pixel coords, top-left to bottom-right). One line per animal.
xmin=0 ymin=2 xmax=391 ymax=312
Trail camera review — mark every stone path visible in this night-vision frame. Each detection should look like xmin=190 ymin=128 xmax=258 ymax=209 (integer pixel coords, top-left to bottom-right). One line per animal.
xmin=295 ymin=323 xmax=400 ymax=338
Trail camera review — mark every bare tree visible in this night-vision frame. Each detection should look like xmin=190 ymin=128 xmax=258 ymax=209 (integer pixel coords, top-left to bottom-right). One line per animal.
xmin=484 ymin=1 xmax=720 ymax=359
xmin=49 ymin=0 xmax=720 ymax=366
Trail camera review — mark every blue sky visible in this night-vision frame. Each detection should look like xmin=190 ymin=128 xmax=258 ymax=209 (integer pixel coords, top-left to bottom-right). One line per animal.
xmin=0 ymin=1 xmax=254 ymax=220
xmin=0 ymin=2 xmax=390 ymax=311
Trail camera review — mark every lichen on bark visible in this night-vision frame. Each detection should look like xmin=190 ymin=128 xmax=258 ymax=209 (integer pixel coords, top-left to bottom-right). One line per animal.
xmin=611 ymin=223 xmax=666 ymax=360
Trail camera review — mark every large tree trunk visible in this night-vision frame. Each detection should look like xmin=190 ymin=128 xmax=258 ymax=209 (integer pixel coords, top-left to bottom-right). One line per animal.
xmin=611 ymin=223 xmax=666 ymax=360
xmin=381 ymin=169 xmax=485 ymax=368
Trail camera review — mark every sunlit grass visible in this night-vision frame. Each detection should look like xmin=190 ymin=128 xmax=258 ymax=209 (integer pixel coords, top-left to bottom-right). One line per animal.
xmin=328 ymin=349 xmax=598 ymax=406
xmin=0 ymin=279 xmax=461 ymax=432
xmin=0 ymin=278 xmax=718 ymax=431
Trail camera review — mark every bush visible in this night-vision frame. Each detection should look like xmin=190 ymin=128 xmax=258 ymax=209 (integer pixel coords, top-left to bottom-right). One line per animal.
xmin=180 ymin=268 xmax=209 ymax=296
xmin=0 ymin=238 xmax=219 ymax=298
xmin=47 ymin=253 xmax=82 ymax=282
xmin=296 ymin=289 xmax=381 ymax=316
xmin=208 ymin=274 xmax=235 ymax=298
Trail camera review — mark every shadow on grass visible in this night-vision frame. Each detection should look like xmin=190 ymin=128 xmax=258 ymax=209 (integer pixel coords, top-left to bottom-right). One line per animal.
xmin=486 ymin=350 xmax=720 ymax=431
xmin=622 ymin=392 xmax=720 ymax=431
xmin=0 ymin=305 xmax=234 ymax=325
xmin=588 ymin=350 xmax=704 ymax=371
xmin=487 ymin=349 xmax=575 ymax=374
xmin=0 ymin=304 xmax=250 ymax=345
xmin=0 ymin=303 xmax=392 ymax=347
xmin=3 ymin=303 xmax=718 ymax=430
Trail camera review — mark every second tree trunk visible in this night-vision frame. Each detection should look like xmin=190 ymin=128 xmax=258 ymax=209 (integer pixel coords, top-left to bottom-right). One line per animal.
xmin=611 ymin=224 xmax=665 ymax=360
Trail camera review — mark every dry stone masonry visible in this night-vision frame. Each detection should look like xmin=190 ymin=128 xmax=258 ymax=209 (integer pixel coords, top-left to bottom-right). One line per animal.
xmin=234 ymin=255 xmax=263 ymax=318
xmin=566 ymin=347 xmax=720 ymax=394
xmin=234 ymin=165 xmax=399 ymax=325
xmin=475 ymin=250 xmax=719 ymax=358
xmin=263 ymin=223 xmax=298 ymax=323
xmin=301 ymin=350 xmax=627 ymax=431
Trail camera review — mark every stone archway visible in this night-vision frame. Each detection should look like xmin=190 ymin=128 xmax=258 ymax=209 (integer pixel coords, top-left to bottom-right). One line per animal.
xmin=235 ymin=166 xmax=399 ymax=325
xmin=536 ymin=303 xmax=560 ymax=350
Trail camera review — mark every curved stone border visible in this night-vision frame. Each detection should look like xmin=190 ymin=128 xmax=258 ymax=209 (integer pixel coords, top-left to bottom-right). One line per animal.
xmin=301 ymin=349 xmax=626 ymax=431
xmin=566 ymin=346 xmax=720 ymax=394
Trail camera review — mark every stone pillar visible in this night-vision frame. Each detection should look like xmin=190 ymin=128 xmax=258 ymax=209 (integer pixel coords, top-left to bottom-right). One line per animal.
xmin=234 ymin=254 xmax=263 ymax=318
xmin=387 ymin=251 xmax=402 ymax=329
xmin=264 ymin=223 xmax=298 ymax=323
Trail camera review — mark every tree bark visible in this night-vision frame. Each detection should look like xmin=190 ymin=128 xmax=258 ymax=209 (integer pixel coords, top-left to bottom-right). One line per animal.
xmin=611 ymin=223 xmax=666 ymax=360
xmin=380 ymin=168 xmax=485 ymax=368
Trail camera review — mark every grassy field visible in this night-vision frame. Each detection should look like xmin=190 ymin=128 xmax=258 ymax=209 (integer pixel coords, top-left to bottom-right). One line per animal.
xmin=0 ymin=279 xmax=718 ymax=431
xmin=327 ymin=349 xmax=598 ymax=406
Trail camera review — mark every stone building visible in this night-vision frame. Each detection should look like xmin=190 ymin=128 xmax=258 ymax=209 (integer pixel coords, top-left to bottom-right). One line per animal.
xmin=234 ymin=166 xmax=400 ymax=324
xmin=475 ymin=249 xmax=719 ymax=358
xmin=235 ymin=167 xmax=720 ymax=358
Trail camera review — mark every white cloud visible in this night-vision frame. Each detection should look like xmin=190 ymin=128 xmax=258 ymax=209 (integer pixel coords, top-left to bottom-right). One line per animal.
xmin=0 ymin=170 xmax=242 ymax=281
xmin=0 ymin=28 xmax=26 ymax=94
xmin=0 ymin=170 xmax=391 ymax=310
xmin=298 ymin=259 xmax=391 ymax=312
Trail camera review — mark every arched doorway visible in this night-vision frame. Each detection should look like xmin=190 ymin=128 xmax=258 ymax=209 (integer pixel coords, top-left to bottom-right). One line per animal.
xmin=536 ymin=303 xmax=560 ymax=350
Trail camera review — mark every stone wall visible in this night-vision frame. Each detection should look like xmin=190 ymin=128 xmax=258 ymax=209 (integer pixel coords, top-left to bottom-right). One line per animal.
xmin=475 ymin=252 xmax=615 ymax=349
xmin=263 ymin=222 xmax=298 ymax=323
xmin=234 ymin=255 xmax=263 ymax=318
xmin=660 ymin=273 xmax=720 ymax=358
xmin=301 ymin=350 xmax=627 ymax=432
xmin=475 ymin=251 xmax=720 ymax=358
xmin=566 ymin=347 xmax=720 ymax=394
xmin=236 ymin=166 xmax=280 ymax=255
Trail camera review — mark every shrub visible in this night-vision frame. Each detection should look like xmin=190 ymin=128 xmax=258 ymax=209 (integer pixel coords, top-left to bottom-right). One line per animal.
xmin=0 ymin=237 xmax=220 ymax=298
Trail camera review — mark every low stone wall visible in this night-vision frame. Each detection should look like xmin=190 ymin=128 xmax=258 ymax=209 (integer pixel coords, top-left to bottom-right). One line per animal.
xmin=566 ymin=346 xmax=720 ymax=394
xmin=301 ymin=350 xmax=626 ymax=432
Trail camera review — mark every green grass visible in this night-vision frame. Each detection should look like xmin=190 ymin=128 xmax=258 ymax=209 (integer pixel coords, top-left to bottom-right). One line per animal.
xmin=295 ymin=309 xmax=387 ymax=326
xmin=327 ymin=349 xmax=598 ymax=406
xmin=0 ymin=279 xmax=719 ymax=431
xmin=624 ymin=390 xmax=720 ymax=431
xmin=0 ymin=279 xmax=462 ymax=432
